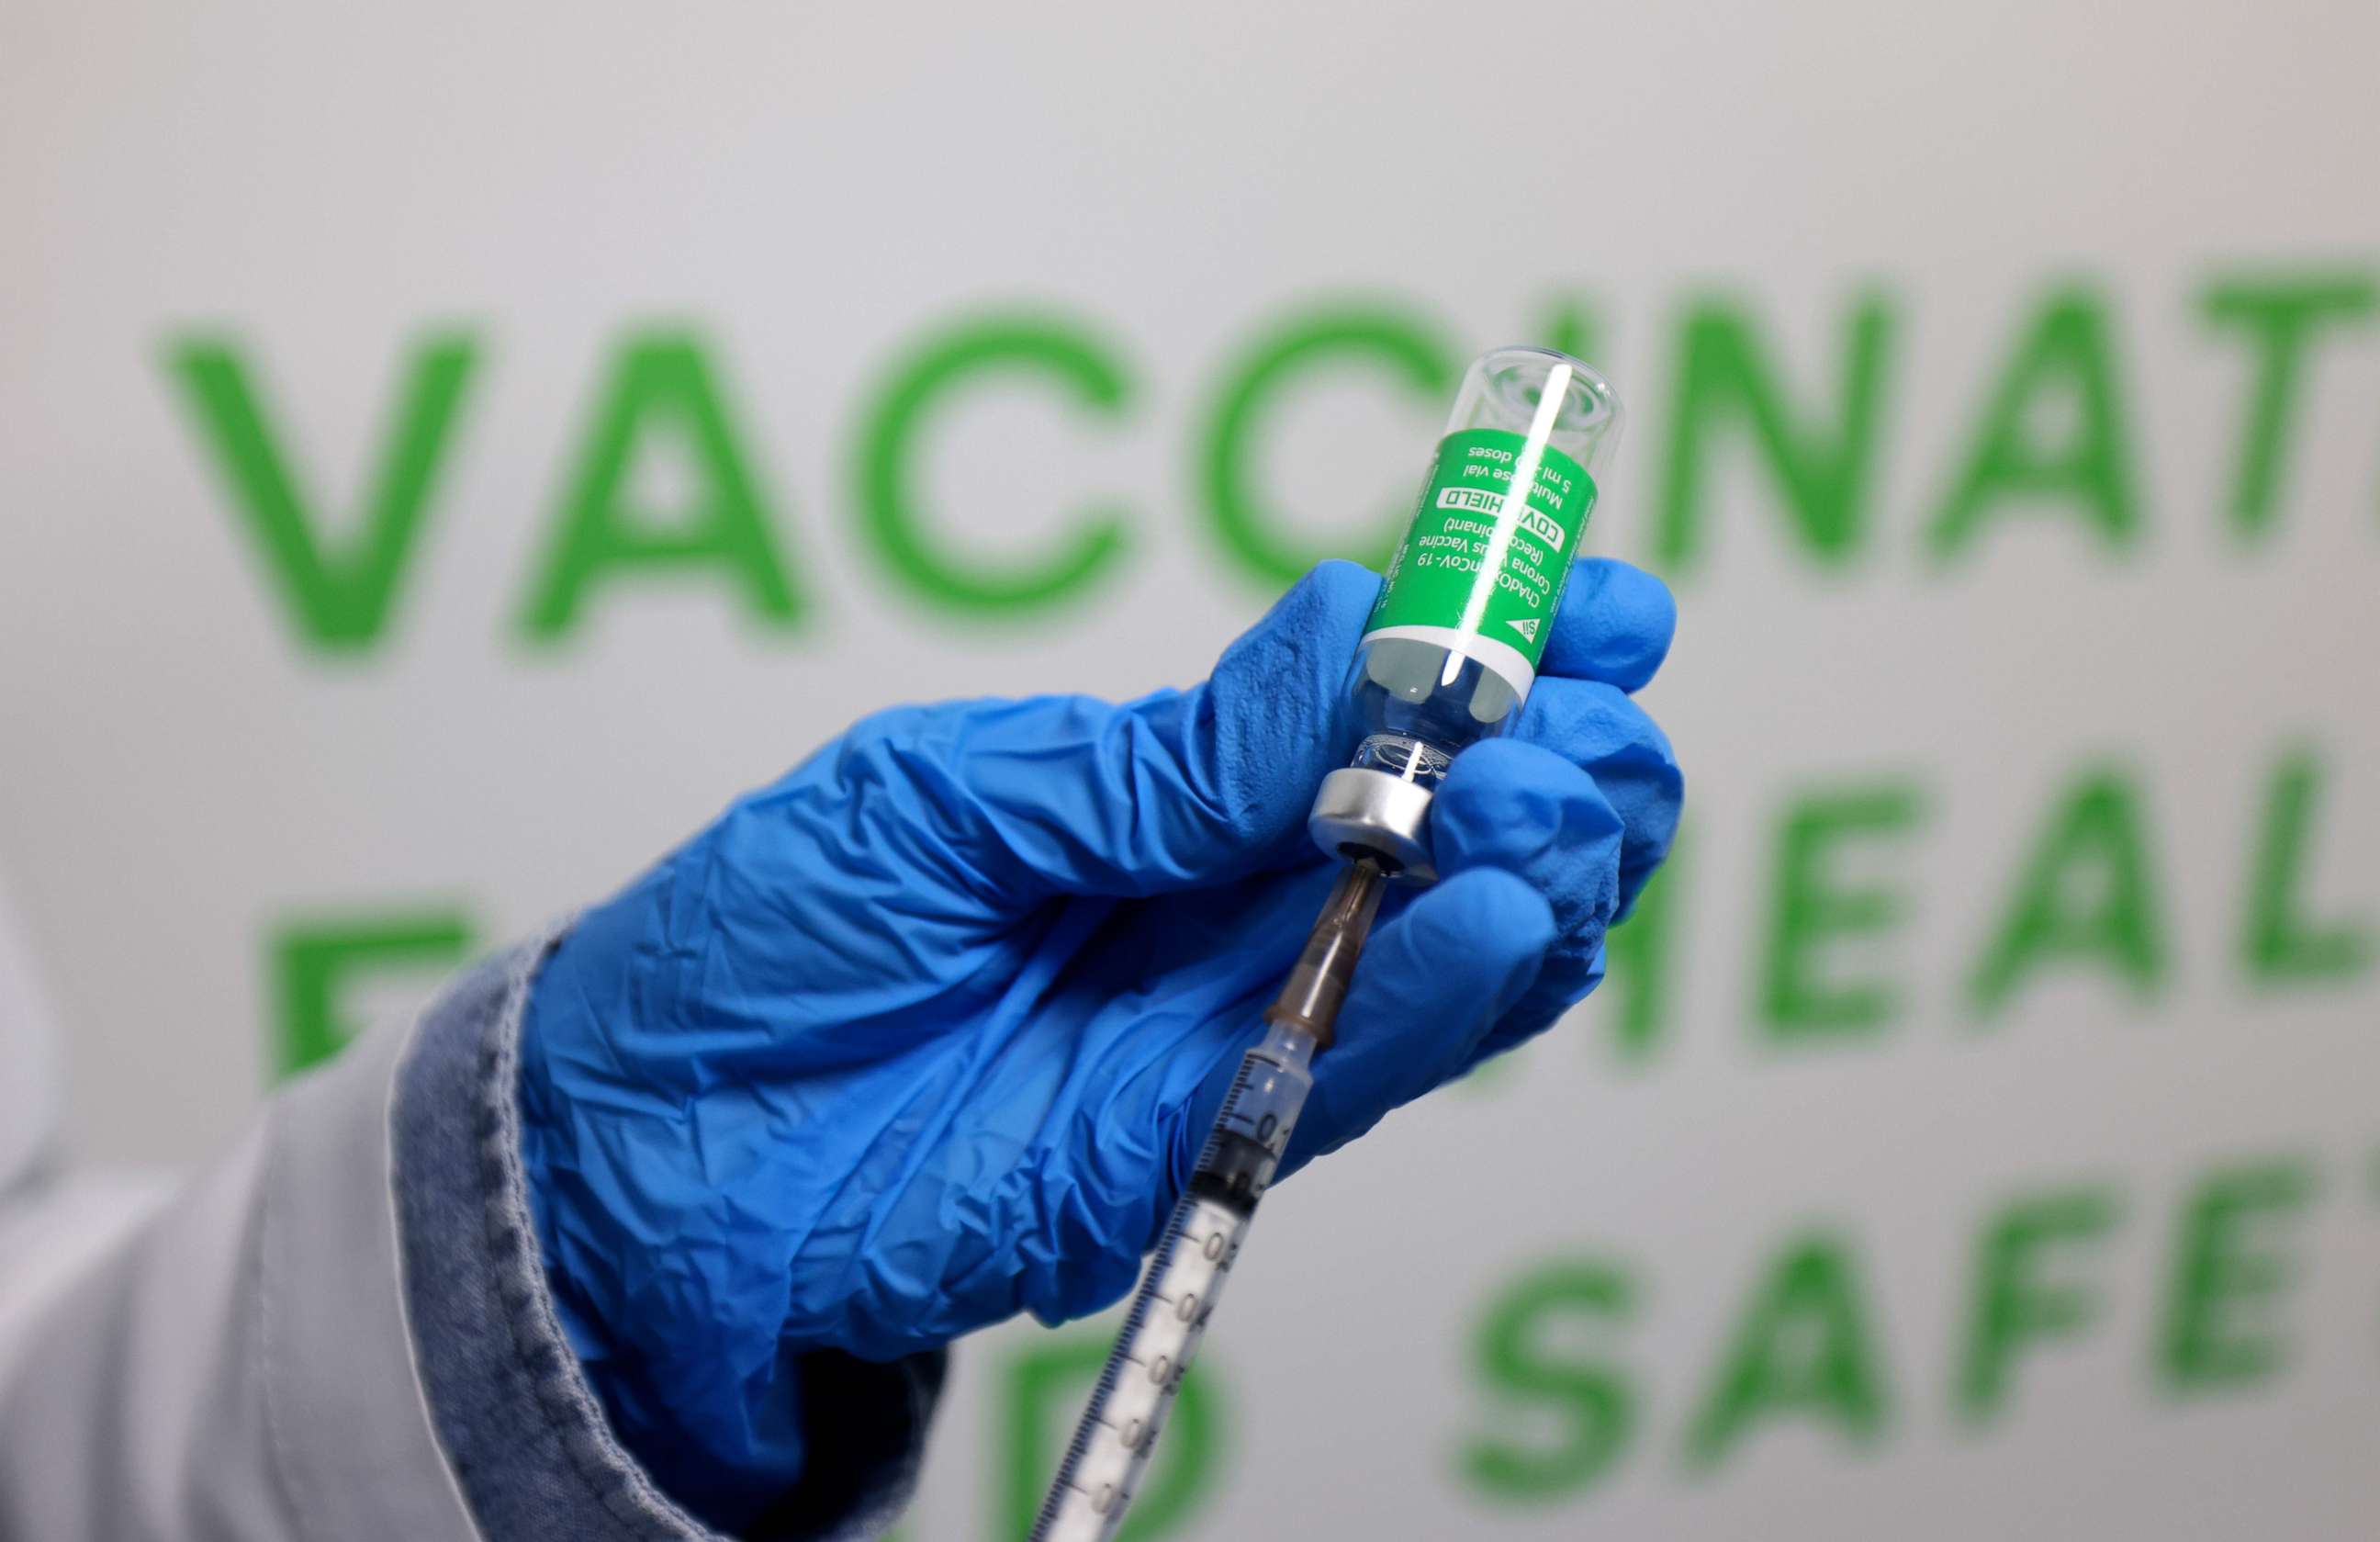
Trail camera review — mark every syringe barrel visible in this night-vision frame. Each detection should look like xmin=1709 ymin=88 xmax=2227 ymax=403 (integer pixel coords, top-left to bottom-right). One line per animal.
xmin=1309 ymin=346 xmax=1623 ymax=878
xmin=1027 ymin=1027 xmax=1315 ymax=1542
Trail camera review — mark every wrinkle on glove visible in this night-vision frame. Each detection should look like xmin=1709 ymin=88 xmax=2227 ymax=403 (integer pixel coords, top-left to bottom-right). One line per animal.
xmin=518 ymin=557 xmax=1683 ymax=1530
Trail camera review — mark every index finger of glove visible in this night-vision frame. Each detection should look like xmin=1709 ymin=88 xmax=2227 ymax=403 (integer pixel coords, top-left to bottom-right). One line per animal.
xmin=1540 ymin=557 xmax=1677 ymax=692
xmin=1432 ymin=737 xmax=1626 ymax=947
xmin=1280 ymin=867 xmax=1555 ymax=1174
xmin=1512 ymin=675 xmax=1683 ymax=920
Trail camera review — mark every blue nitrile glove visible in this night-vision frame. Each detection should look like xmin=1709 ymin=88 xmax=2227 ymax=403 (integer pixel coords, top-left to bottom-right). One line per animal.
xmin=518 ymin=558 xmax=1681 ymax=1528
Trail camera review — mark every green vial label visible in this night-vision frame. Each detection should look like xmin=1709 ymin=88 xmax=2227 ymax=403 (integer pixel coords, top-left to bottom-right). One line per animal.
xmin=1362 ymin=427 xmax=1598 ymax=696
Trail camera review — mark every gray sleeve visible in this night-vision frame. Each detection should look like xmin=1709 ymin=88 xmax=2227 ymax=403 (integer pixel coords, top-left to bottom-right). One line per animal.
xmin=391 ymin=936 xmax=945 ymax=1542
xmin=0 ymin=946 xmax=481 ymax=1542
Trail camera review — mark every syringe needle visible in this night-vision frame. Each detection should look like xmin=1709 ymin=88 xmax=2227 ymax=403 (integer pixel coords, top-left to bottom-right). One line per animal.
xmin=1264 ymin=856 xmax=1387 ymax=1049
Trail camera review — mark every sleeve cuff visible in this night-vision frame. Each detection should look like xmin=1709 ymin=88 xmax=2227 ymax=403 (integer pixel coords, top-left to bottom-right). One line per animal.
xmin=391 ymin=931 xmax=943 ymax=1542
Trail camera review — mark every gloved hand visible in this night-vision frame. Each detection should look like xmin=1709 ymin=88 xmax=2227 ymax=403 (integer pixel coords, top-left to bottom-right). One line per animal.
xmin=518 ymin=558 xmax=1680 ymax=1526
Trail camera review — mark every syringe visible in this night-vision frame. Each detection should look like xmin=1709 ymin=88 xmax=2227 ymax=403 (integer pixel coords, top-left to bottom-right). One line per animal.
xmin=1030 ymin=345 xmax=1623 ymax=1539
xmin=1027 ymin=856 xmax=1386 ymax=1541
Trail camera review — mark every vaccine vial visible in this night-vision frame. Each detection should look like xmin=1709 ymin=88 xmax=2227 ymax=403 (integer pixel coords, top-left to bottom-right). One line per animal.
xmin=1308 ymin=345 xmax=1622 ymax=879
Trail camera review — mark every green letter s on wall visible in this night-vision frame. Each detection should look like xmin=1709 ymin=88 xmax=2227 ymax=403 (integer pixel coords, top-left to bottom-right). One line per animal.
xmin=1460 ymin=1256 xmax=1640 ymax=1503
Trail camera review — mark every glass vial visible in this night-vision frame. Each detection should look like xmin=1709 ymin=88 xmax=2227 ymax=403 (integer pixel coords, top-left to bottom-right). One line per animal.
xmin=1308 ymin=345 xmax=1623 ymax=877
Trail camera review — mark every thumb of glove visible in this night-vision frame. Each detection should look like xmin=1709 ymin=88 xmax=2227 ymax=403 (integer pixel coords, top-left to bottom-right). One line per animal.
xmin=878 ymin=560 xmax=1381 ymax=901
